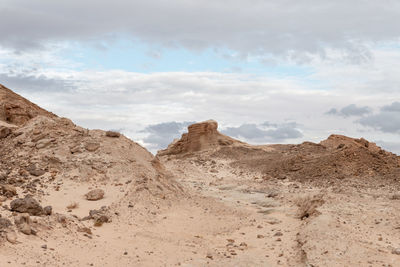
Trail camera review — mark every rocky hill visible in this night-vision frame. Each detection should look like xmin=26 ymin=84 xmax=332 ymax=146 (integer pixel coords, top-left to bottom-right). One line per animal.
xmin=0 ymin=84 xmax=185 ymax=266
xmin=159 ymin=120 xmax=400 ymax=188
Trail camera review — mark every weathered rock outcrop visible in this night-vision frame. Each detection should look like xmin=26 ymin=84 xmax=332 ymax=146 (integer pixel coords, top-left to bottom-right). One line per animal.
xmin=158 ymin=120 xmax=239 ymax=156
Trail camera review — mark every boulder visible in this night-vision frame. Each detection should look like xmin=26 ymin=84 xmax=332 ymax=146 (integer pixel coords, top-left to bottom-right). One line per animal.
xmin=85 ymin=142 xmax=100 ymax=152
xmin=10 ymin=196 xmax=44 ymax=216
xmin=106 ymin=131 xmax=120 ymax=138
xmin=85 ymin=189 xmax=105 ymax=201
xmin=27 ymin=165 xmax=46 ymax=177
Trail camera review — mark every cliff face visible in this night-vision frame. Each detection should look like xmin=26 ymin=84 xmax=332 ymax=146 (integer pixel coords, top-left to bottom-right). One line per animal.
xmin=158 ymin=120 xmax=239 ymax=156
xmin=0 ymin=84 xmax=56 ymax=125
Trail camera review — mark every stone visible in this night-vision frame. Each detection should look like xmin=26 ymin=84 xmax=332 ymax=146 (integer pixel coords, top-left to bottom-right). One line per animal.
xmin=0 ymin=217 xmax=12 ymax=229
xmin=6 ymin=231 xmax=17 ymax=244
xmin=85 ymin=142 xmax=100 ymax=152
xmin=393 ymin=248 xmax=400 ymax=255
xmin=106 ymin=131 xmax=120 ymax=138
xmin=27 ymin=165 xmax=46 ymax=177
xmin=0 ymin=184 xmax=17 ymax=198
xmin=43 ymin=206 xmax=52 ymax=215
xmin=19 ymin=223 xmax=31 ymax=235
xmin=35 ymin=138 xmax=52 ymax=149
xmin=14 ymin=213 xmax=30 ymax=225
xmin=57 ymin=214 xmax=67 ymax=224
xmin=85 ymin=189 xmax=105 ymax=201
xmin=14 ymin=213 xmax=32 ymax=235
xmin=0 ymin=126 xmax=12 ymax=138
xmin=10 ymin=196 xmax=44 ymax=216
xmin=94 ymin=215 xmax=109 ymax=226
xmin=265 ymin=217 xmax=282 ymax=225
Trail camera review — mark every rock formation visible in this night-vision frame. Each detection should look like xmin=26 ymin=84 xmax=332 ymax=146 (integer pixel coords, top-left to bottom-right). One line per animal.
xmin=158 ymin=120 xmax=240 ymax=156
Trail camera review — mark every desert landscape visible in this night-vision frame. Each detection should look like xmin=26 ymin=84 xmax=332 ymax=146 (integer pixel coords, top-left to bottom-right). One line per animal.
xmin=1 ymin=83 xmax=400 ymax=266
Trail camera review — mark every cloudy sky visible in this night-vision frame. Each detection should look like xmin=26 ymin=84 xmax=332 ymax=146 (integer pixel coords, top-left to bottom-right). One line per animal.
xmin=1 ymin=0 xmax=400 ymax=154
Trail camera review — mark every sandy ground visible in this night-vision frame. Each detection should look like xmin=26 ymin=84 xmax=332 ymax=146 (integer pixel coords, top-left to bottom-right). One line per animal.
xmin=1 ymin=150 xmax=400 ymax=266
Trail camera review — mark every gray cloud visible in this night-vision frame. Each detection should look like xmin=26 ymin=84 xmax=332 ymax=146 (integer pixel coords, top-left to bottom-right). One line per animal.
xmin=141 ymin=121 xmax=195 ymax=150
xmin=222 ymin=122 xmax=303 ymax=143
xmin=381 ymin=101 xmax=400 ymax=112
xmin=0 ymin=72 xmax=76 ymax=92
xmin=358 ymin=102 xmax=400 ymax=133
xmin=1 ymin=1 xmax=400 ymax=60
xmin=326 ymin=104 xmax=372 ymax=117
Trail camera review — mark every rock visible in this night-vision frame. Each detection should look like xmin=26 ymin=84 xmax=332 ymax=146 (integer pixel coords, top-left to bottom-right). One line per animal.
xmin=10 ymin=196 xmax=44 ymax=216
xmin=27 ymin=165 xmax=46 ymax=177
xmin=390 ymin=194 xmax=400 ymax=200
xmin=35 ymin=138 xmax=52 ymax=149
xmin=0 ymin=195 xmax=7 ymax=202
xmin=266 ymin=189 xmax=279 ymax=198
xmin=0 ymin=184 xmax=17 ymax=198
xmin=14 ymin=213 xmax=30 ymax=225
xmin=57 ymin=214 xmax=67 ymax=224
xmin=105 ymin=131 xmax=120 ymax=138
xmin=85 ymin=189 xmax=105 ymax=201
xmin=14 ymin=213 xmax=32 ymax=235
xmin=85 ymin=142 xmax=100 ymax=152
xmin=393 ymin=248 xmax=400 ymax=255
xmin=43 ymin=206 xmax=52 ymax=215
xmin=19 ymin=223 xmax=31 ymax=235
xmin=274 ymin=231 xmax=283 ymax=236
xmin=6 ymin=231 xmax=17 ymax=244
xmin=265 ymin=217 xmax=281 ymax=225
xmin=0 ymin=126 xmax=12 ymax=138
xmin=0 ymin=172 xmax=6 ymax=181
xmin=41 ymin=244 xmax=47 ymax=249
xmin=87 ymin=207 xmax=110 ymax=226
xmin=94 ymin=215 xmax=109 ymax=226
xmin=77 ymin=227 xmax=92 ymax=235
xmin=0 ymin=217 xmax=12 ymax=229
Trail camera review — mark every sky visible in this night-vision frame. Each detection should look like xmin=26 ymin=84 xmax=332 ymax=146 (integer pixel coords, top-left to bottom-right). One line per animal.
xmin=1 ymin=0 xmax=400 ymax=154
